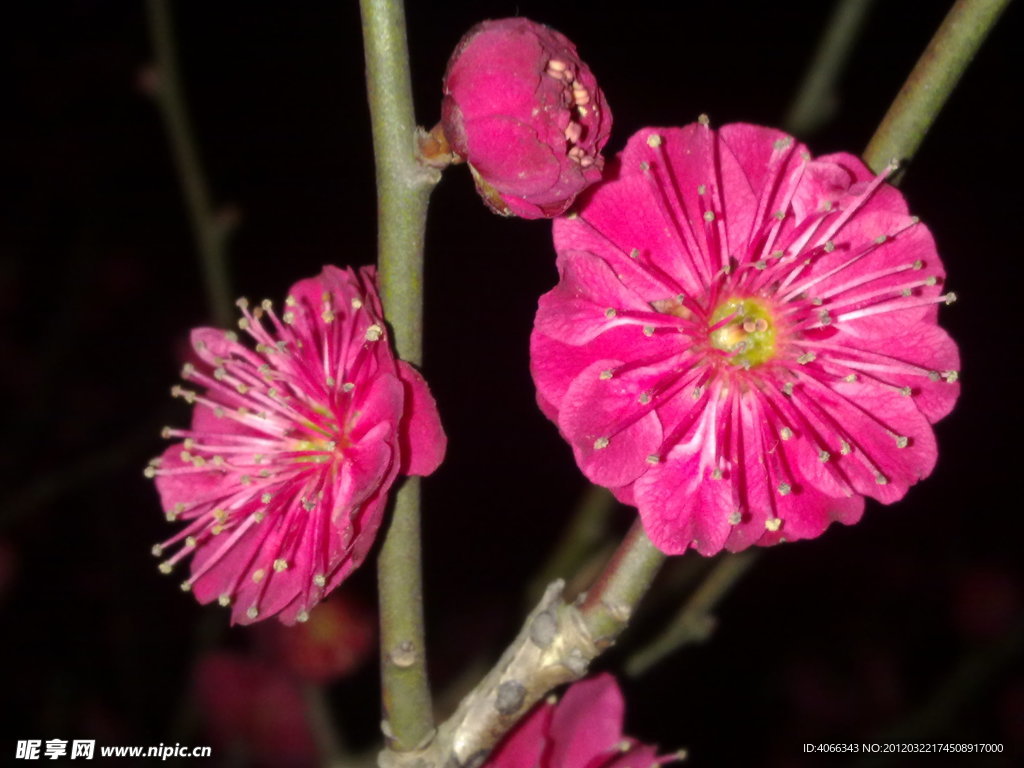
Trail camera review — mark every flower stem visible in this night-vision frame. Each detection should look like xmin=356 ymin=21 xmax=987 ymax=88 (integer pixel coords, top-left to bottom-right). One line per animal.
xmin=863 ymin=0 xmax=1012 ymax=173
xmin=579 ymin=520 xmax=666 ymax=644
xmin=360 ymin=0 xmax=440 ymax=366
xmin=783 ymin=0 xmax=878 ymax=137
xmin=525 ymin=485 xmax=617 ymax=606
xmin=145 ymin=0 xmax=234 ymax=328
xmin=359 ymin=0 xmax=441 ymax=755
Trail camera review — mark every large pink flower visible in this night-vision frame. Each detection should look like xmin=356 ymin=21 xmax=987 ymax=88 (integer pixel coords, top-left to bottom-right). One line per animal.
xmin=148 ymin=265 xmax=445 ymax=624
xmin=485 ymin=674 xmax=680 ymax=768
xmin=442 ymin=18 xmax=612 ymax=219
xmin=531 ymin=122 xmax=960 ymax=555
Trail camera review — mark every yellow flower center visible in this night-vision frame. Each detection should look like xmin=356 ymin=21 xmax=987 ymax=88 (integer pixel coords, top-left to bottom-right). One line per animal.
xmin=708 ymin=297 xmax=777 ymax=368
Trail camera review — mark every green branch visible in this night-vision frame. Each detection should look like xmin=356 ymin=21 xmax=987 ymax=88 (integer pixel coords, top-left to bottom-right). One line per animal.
xmin=578 ymin=520 xmax=666 ymax=644
xmin=145 ymin=0 xmax=234 ymax=327
xmin=784 ymin=0 xmax=878 ymax=136
xmin=359 ymin=0 xmax=441 ymax=756
xmin=864 ymin=0 xmax=1012 ymax=173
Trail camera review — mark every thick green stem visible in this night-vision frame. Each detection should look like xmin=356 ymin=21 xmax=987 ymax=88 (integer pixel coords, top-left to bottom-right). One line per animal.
xmin=579 ymin=520 xmax=666 ymax=643
xmin=360 ymin=0 xmax=438 ymax=365
xmin=376 ymin=480 xmax=433 ymax=753
xmin=145 ymin=0 xmax=234 ymax=327
xmin=525 ymin=485 xmax=617 ymax=606
xmin=360 ymin=0 xmax=441 ymax=755
xmin=863 ymin=0 xmax=1012 ymax=173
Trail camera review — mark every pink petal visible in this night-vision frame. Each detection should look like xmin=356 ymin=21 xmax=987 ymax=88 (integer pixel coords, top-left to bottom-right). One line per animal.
xmin=395 ymin=361 xmax=447 ymax=476
xmin=548 ymin=673 xmax=624 ymax=768
xmin=558 ymin=360 xmax=663 ymax=488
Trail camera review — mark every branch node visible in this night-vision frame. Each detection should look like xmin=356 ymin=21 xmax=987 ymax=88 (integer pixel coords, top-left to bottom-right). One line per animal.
xmin=528 ymin=609 xmax=557 ymax=649
xmin=390 ymin=640 xmax=419 ymax=668
xmin=494 ymin=681 xmax=526 ymax=715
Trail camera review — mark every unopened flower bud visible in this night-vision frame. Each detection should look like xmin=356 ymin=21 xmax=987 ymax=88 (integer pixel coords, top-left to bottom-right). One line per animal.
xmin=442 ymin=18 xmax=612 ymax=219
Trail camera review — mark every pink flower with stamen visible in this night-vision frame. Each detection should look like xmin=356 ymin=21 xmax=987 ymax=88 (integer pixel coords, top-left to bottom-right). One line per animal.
xmin=442 ymin=18 xmax=612 ymax=218
xmin=485 ymin=674 xmax=682 ymax=768
xmin=147 ymin=265 xmax=446 ymax=624
xmin=531 ymin=122 xmax=960 ymax=555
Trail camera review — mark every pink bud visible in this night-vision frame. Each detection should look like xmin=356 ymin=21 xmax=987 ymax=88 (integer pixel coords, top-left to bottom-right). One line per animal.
xmin=442 ymin=18 xmax=612 ymax=219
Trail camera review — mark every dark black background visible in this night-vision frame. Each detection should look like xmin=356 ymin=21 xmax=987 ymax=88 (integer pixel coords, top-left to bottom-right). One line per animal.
xmin=2 ymin=1 xmax=1021 ymax=766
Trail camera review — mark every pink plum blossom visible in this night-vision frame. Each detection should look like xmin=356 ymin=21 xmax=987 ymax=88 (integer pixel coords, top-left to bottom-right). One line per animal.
xmin=442 ymin=18 xmax=612 ymax=219
xmin=485 ymin=674 xmax=681 ymax=768
xmin=531 ymin=122 xmax=960 ymax=555
xmin=148 ymin=265 xmax=446 ymax=624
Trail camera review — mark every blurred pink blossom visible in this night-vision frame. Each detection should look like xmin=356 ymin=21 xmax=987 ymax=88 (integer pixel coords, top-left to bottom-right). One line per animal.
xmin=194 ymin=651 xmax=316 ymax=765
xmin=264 ymin=590 xmax=376 ymax=683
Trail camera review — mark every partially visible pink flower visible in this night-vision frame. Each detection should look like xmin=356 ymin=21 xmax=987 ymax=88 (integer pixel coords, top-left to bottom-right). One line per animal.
xmin=442 ymin=18 xmax=612 ymax=219
xmin=265 ymin=591 xmax=375 ymax=683
xmin=486 ymin=674 xmax=681 ymax=768
xmin=531 ymin=122 xmax=960 ymax=555
xmin=148 ymin=265 xmax=446 ymax=624
xmin=194 ymin=651 xmax=317 ymax=765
